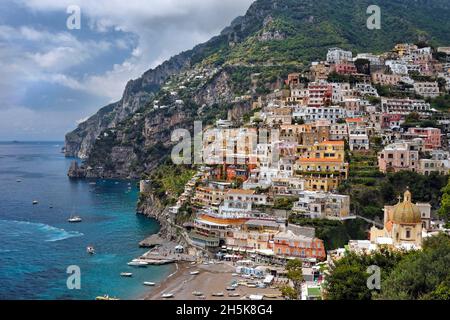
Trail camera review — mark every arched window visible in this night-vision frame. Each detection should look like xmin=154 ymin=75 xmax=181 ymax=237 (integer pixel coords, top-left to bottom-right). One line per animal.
xmin=406 ymin=229 xmax=411 ymax=239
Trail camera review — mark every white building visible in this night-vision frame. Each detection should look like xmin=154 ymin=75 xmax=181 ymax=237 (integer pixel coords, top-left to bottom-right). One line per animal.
xmin=327 ymin=48 xmax=353 ymax=64
xmin=293 ymin=105 xmax=347 ymax=124
xmin=292 ymin=191 xmax=350 ymax=219
xmin=413 ymin=82 xmax=440 ymax=98
xmin=381 ymin=98 xmax=431 ymax=115
xmin=349 ymin=134 xmax=370 ymax=151
xmin=354 ymin=83 xmax=379 ymax=97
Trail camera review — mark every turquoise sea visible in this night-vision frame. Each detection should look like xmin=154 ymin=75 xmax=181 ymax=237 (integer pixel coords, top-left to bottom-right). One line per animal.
xmin=0 ymin=142 xmax=172 ymax=300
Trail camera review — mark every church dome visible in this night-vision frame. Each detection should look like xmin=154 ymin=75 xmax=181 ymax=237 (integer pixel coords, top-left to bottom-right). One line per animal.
xmin=392 ymin=190 xmax=421 ymax=224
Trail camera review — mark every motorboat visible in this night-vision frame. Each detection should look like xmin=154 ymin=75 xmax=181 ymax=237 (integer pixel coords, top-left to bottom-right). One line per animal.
xmin=143 ymin=282 xmax=156 ymax=286
xmin=120 ymin=273 xmax=133 ymax=277
xmin=68 ymin=216 xmax=82 ymax=223
xmin=189 ymin=271 xmax=200 ymax=275
xmin=32 ymin=200 xmax=38 ymax=205
xmin=161 ymin=293 xmax=174 ymax=299
xmin=128 ymin=260 xmax=149 ymax=267
xmin=87 ymin=246 xmax=95 ymax=255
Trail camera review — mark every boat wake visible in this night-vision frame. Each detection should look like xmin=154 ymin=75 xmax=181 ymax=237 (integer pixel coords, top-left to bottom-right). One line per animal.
xmin=0 ymin=220 xmax=84 ymax=242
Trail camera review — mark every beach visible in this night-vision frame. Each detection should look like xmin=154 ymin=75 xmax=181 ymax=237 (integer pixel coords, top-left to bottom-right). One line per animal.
xmin=144 ymin=261 xmax=283 ymax=301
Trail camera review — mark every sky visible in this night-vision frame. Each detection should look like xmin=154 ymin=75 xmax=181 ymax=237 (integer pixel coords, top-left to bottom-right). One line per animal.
xmin=0 ymin=0 xmax=254 ymax=141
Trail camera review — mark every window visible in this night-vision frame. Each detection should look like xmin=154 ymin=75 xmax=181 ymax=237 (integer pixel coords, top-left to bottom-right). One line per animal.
xmin=406 ymin=230 xmax=411 ymax=239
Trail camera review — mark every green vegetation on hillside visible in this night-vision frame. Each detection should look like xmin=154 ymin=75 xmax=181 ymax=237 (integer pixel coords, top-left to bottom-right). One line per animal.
xmin=142 ymin=159 xmax=196 ymax=206
xmin=289 ymin=217 xmax=370 ymax=250
xmin=339 ymin=151 xmax=448 ymax=220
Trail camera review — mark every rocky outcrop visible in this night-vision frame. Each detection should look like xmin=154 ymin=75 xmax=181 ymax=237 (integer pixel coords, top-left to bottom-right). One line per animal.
xmin=137 ymin=193 xmax=177 ymax=241
xmin=67 ymin=161 xmax=87 ymax=179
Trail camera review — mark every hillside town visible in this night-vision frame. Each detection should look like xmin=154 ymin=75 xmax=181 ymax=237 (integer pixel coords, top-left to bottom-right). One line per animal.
xmin=140 ymin=44 xmax=450 ymax=300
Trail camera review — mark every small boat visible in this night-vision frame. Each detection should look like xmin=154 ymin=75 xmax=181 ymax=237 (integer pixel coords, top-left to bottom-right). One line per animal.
xmin=128 ymin=260 xmax=149 ymax=267
xmin=32 ymin=200 xmax=38 ymax=205
xmin=189 ymin=271 xmax=200 ymax=275
xmin=228 ymin=293 xmax=241 ymax=298
xmin=226 ymin=287 xmax=236 ymax=291
xmin=161 ymin=293 xmax=174 ymax=299
xmin=190 ymin=262 xmax=196 ymax=265
xmin=68 ymin=216 xmax=82 ymax=223
xmin=120 ymin=273 xmax=133 ymax=277
xmin=96 ymin=295 xmax=120 ymax=301
xmin=143 ymin=282 xmax=156 ymax=286
xmin=212 ymin=292 xmax=224 ymax=297
xmin=87 ymin=246 xmax=95 ymax=255
xmin=192 ymin=291 xmax=204 ymax=297
xmin=16 ymin=179 xmax=22 ymax=183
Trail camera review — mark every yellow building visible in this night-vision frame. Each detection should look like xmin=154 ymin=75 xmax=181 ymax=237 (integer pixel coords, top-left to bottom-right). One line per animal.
xmin=295 ymin=140 xmax=348 ymax=192
xmin=305 ymin=140 xmax=346 ymax=160
xmin=370 ymin=189 xmax=423 ymax=250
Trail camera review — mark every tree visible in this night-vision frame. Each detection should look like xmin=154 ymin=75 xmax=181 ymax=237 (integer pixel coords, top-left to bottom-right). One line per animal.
xmin=379 ymin=234 xmax=450 ymax=300
xmin=280 ymin=285 xmax=298 ymax=300
xmin=324 ymin=263 xmax=372 ymax=300
xmin=438 ymin=178 xmax=450 ymax=221
xmin=286 ymin=259 xmax=304 ymax=297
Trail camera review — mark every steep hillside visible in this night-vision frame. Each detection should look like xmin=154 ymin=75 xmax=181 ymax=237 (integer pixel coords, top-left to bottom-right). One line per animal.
xmin=66 ymin=0 xmax=450 ymax=177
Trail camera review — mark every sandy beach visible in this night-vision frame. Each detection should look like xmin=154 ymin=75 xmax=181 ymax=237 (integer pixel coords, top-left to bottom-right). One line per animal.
xmin=144 ymin=261 xmax=283 ymax=301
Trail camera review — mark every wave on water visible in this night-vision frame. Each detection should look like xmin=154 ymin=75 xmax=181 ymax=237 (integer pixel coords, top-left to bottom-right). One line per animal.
xmin=0 ymin=220 xmax=84 ymax=242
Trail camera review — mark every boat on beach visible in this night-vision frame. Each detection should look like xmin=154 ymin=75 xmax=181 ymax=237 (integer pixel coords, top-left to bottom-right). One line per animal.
xmin=192 ymin=291 xmax=204 ymax=297
xmin=228 ymin=293 xmax=241 ymax=298
xmin=161 ymin=293 xmax=174 ymax=299
xmin=143 ymin=282 xmax=156 ymax=286
xmin=212 ymin=292 xmax=224 ymax=297
xmin=189 ymin=271 xmax=200 ymax=275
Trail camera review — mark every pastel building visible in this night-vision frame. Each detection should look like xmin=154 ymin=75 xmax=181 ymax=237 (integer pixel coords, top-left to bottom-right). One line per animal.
xmin=406 ymin=127 xmax=441 ymax=150
xmin=273 ymin=229 xmax=326 ymax=261
xmin=292 ymin=191 xmax=350 ymax=219
xmin=378 ymin=141 xmax=420 ymax=173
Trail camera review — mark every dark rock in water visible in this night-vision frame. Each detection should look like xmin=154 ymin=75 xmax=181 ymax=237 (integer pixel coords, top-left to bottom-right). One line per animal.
xmin=139 ymin=234 xmax=165 ymax=248
xmin=67 ymin=161 xmax=87 ymax=179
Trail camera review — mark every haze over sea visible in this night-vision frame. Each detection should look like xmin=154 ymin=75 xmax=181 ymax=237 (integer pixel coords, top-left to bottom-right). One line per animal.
xmin=0 ymin=142 xmax=171 ymax=300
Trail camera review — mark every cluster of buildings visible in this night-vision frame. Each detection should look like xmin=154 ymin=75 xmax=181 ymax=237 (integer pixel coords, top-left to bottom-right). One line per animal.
xmin=141 ymin=44 xmax=449 ymax=278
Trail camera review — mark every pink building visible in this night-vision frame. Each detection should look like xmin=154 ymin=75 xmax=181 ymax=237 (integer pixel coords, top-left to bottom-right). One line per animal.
xmin=406 ymin=127 xmax=441 ymax=150
xmin=333 ymin=62 xmax=357 ymax=75
xmin=381 ymin=114 xmax=405 ymax=129
xmin=307 ymin=82 xmax=332 ymax=107
xmin=378 ymin=142 xmax=419 ymax=173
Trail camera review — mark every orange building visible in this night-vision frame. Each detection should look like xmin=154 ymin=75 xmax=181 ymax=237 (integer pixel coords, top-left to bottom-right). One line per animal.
xmin=273 ymin=229 xmax=326 ymax=261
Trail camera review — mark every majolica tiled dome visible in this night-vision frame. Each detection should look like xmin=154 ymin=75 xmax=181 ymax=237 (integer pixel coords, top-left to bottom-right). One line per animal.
xmin=392 ymin=190 xmax=421 ymax=224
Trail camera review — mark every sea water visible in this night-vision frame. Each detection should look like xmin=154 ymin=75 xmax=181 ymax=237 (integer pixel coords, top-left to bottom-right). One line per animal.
xmin=0 ymin=142 xmax=172 ymax=300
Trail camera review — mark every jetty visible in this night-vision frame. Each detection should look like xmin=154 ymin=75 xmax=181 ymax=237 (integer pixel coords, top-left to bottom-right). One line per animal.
xmin=138 ymin=241 xmax=196 ymax=265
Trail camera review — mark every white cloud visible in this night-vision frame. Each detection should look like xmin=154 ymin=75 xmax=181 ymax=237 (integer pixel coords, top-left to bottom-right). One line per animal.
xmin=1 ymin=0 xmax=255 ymax=139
